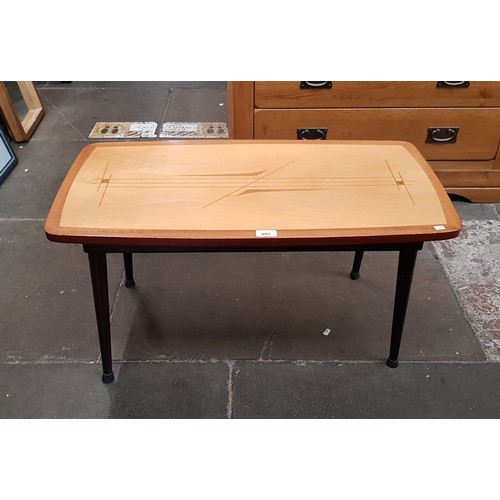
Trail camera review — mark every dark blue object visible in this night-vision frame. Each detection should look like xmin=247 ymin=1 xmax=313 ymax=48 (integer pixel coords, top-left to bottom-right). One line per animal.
xmin=0 ymin=125 xmax=18 ymax=185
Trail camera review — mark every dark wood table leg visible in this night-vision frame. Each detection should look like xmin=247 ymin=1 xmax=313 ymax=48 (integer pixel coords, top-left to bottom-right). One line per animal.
xmin=87 ymin=251 xmax=114 ymax=383
xmin=349 ymin=250 xmax=364 ymax=280
xmin=123 ymin=252 xmax=135 ymax=288
xmin=386 ymin=248 xmax=419 ymax=368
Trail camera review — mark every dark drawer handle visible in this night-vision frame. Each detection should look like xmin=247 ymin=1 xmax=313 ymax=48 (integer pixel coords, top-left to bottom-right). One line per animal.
xmin=297 ymin=128 xmax=328 ymax=140
xmin=426 ymin=127 xmax=459 ymax=143
xmin=300 ymin=81 xmax=332 ymax=89
xmin=436 ymin=81 xmax=470 ymax=88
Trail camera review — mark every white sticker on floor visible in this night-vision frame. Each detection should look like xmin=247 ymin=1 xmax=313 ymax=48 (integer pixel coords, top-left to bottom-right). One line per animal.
xmin=89 ymin=122 xmax=158 ymax=139
xmin=160 ymin=122 xmax=228 ymax=139
xmin=164 ymin=123 xmax=199 ymax=133
xmin=128 ymin=122 xmax=157 ymax=134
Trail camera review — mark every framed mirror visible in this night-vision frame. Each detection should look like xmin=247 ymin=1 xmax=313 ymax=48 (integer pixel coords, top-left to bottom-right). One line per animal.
xmin=0 ymin=124 xmax=18 ymax=184
xmin=0 ymin=81 xmax=45 ymax=142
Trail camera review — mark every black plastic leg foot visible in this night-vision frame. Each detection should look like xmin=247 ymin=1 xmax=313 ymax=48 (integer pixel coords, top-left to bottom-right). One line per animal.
xmin=349 ymin=251 xmax=364 ymax=280
xmin=123 ymin=253 xmax=135 ymax=288
xmin=102 ymin=372 xmax=115 ymax=383
xmin=386 ymin=358 xmax=399 ymax=369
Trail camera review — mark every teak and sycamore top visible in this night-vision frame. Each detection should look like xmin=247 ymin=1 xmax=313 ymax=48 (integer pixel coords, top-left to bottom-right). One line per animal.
xmin=45 ymin=140 xmax=461 ymax=247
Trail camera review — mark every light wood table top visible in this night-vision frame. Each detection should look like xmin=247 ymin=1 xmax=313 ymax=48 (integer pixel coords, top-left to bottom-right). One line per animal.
xmin=45 ymin=140 xmax=461 ymax=246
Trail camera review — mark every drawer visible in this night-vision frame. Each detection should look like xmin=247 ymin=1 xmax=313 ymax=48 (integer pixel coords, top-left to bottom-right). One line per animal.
xmin=442 ymin=187 xmax=500 ymax=202
xmin=255 ymin=82 xmax=500 ymax=108
xmin=435 ymin=170 xmax=500 ymax=187
xmin=429 ymin=160 xmax=497 ymax=172
xmin=254 ymin=108 xmax=500 ymax=161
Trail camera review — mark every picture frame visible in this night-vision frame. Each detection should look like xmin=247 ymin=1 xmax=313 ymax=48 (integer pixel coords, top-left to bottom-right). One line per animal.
xmin=0 ymin=81 xmax=45 ymax=142
xmin=0 ymin=124 xmax=18 ymax=185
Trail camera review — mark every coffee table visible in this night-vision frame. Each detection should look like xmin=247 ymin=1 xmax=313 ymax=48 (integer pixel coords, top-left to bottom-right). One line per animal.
xmin=45 ymin=140 xmax=461 ymax=383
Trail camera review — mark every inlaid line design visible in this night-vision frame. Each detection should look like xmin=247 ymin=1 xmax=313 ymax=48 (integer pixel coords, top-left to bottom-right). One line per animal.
xmin=202 ymin=160 xmax=296 ymax=208
xmin=398 ymin=172 xmax=416 ymax=206
xmin=386 ymin=160 xmax=415 ymax=205
xmin=97 ymin=162 xmax=110 ymax=192
xmin=99 ymin=175 xmax=112 ymax=207
xmin=93 ymin=159 xmax=416 ymax=207
xmin=97 ymin=162 xmax=112 ymax=206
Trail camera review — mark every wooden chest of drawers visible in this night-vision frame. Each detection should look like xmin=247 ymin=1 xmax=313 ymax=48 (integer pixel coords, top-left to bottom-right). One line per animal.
xmin=227 ymin=81 xmax=500 ymax=202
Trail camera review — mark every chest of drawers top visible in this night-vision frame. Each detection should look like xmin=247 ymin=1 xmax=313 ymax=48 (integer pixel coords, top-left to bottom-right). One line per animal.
xmin=254 ymin=81 xmax=500 ymax=108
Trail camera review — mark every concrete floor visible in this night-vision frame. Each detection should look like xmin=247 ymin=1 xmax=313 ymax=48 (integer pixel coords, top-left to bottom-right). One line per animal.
xmin=1 ymin=81 xmax=500 ymax=418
